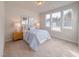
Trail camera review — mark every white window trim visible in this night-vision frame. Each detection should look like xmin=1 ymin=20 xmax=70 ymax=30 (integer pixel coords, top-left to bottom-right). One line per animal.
xmin=62 ymin=9 xmax=73 ymax=29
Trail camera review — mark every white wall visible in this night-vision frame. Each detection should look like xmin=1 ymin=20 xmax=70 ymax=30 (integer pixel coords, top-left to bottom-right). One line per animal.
xmin=0 ymin=2 xmax=5 ymax=56
xmin=77 ymin=3 xmax=79 ymax=46
xmin=5 ymin=2 xmax=39 ymax=42
xmin=40 ymin=2 xmax=79 ymax=44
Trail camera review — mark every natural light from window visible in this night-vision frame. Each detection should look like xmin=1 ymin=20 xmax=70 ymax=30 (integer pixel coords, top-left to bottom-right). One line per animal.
xmin=51 ymin=12 xmax=61 ymax=32
xmin=45 ymin=14 xmax=51 ymax=27
xmin=63 ymin=9 xmax=73 ymax=29
xmin=44 ymin=8 xmax=73 ymax=32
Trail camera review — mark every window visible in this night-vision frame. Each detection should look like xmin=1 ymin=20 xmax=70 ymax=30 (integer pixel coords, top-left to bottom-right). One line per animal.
xmin=45 ymin=14 xmax=51 ymax=27
xmin=51 ymin=12 xmax=61 ymax=31
xmin=63 ymin=9 xmax=73 ymax=29
xmin=22 ymin=17 xmax=35 ymax=30
xmin=44 ymin=8 xmax=73 ymax=32
xmin=22 ymin=17 xmax=28 ymax=25
xmin=29 ymin=17 xmax=34 ymax=26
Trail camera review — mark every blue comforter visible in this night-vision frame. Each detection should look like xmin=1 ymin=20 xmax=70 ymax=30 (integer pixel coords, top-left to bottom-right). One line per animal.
xmin=24 ymin=29 xmax=51 ymax=50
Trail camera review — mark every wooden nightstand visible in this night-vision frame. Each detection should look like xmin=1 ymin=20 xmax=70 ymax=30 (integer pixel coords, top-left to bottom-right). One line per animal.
xmin=13 ymin=32 xmax=23 ymax=41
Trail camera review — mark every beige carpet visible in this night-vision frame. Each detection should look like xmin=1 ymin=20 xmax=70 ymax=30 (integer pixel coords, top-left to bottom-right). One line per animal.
xmin=4 ymin=39 xmax=79 ymax=57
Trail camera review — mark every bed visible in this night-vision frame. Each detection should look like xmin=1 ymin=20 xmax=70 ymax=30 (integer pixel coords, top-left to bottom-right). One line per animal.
xmin=23 ymin=28 xmax=51 ymax=50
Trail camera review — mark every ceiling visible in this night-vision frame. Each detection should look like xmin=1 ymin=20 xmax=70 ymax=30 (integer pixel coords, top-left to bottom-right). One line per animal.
xmin=5 ymin=1 xmax=76 ymax=13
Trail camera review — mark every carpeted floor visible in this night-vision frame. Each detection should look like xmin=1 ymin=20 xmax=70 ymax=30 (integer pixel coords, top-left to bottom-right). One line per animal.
xmin=4 ymin=39 xmax=79 ymax=57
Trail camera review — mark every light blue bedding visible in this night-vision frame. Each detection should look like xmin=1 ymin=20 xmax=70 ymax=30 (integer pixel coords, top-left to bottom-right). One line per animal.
xmin=24 ymin=29 xmax=51 ymax=50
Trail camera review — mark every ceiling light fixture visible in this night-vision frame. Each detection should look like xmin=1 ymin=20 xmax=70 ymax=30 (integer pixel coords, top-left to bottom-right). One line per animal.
xmin=35 ymin=1 xmax=44 ymax=6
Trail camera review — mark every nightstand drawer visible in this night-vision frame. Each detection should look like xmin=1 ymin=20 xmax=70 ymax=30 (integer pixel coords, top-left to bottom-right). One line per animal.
xmin=13 ymin=32 xmax=23 ymax=41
